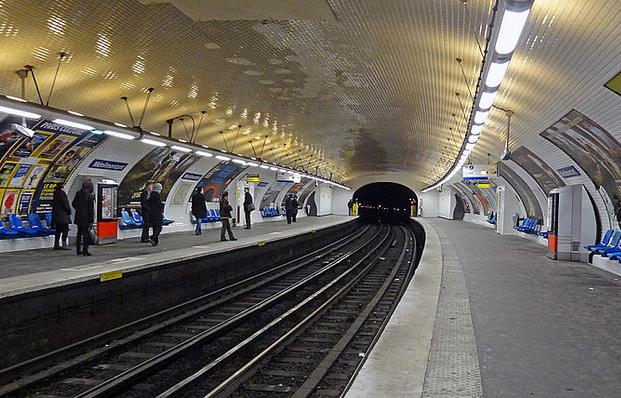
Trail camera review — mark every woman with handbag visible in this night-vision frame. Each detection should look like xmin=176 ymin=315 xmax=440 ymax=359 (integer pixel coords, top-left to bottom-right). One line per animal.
xmin=243 ymin=187 xmax=254 ymax=229
xmin=219 ymin=191 xmax=236 ymax=241
xmin=72 ymin=180 xmax=95 ymax=256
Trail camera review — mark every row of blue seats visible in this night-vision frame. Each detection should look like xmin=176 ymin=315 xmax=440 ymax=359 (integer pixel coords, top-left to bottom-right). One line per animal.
xmin=120 ymin=209 xmax=173 ymax=229
xmin=585 ymin=230 xmax=621 ymax=262
xmin=194 ymin=209 xmax=222 ymax=224
xmin=261 ymin=207 xmax=281 ymax=218
xmin=486 ymin=212 xmax=497 ymax=225
xmin=514 ymin=217 xmax=541 ymax=234
xmin=0 ymin=213 xmax=55 ymax=238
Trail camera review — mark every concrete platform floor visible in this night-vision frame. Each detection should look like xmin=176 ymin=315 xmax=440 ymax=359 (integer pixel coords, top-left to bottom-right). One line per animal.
xmin=431 ymin=219 xmax=621 ymax=398
xmin=0 ymin=216 xmax=352 ymax=298
xmin=348 ymin=218 xmax=621 ymax=398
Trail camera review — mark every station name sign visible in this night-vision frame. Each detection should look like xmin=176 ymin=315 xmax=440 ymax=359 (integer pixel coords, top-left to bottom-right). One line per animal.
xmin=557 ymin=165 xmax=581 ymax=178
xmin=463 ymin=164 xmax=497 ymax=181
xmin=88 ymin=159 xmax=128 ymax=171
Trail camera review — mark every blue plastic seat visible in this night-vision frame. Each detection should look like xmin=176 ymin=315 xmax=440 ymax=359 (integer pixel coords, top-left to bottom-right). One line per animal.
xmin=594 ymin=231 xmax=621 ymax=255
xmin=45 ymin=212 xmax=55 ymax=230
xmin=9 ymin=214 xmax=38 ymax=235
xmin=0 ymin=220 xmax=19 ymax=237
xmin=121 ymin=209 xmax=138 ymax=228
xmin=28 ymin=213 xmax=53 ymax=234
xmin=130 ymin=209 xmax=144 ymax=226
xmin=584 ymin=229 xmax=613 ymax=250
xmin=214 ymin=209 xmax=221 ymax=221
xmin=162 ymin=217 xmax=174 ymax=225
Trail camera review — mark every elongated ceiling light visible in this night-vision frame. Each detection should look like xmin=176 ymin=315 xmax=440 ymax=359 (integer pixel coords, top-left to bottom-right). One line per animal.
xmin=423 ymin=0 xmax=533 ymax=193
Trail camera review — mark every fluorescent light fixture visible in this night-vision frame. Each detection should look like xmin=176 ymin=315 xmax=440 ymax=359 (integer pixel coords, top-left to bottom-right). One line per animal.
xmin=67 ymin=110 xmax=84 ymax=116
xmin=114 ymin=122 xmax=127 ymax=127
xmin=259 ymin=164 xmax=270 ymax=169
xmin=485 ymin=61 xmax=510 ymax=88
xmin=201 ymin=144 xmax=209 ymax=149
xmin=150 ymin=131 xmax=160 ymax=136
xmin=178 ymin=139 xmax=187 ymax=143
xmin=232 ymin=159 xmax=246 ymax=165
xmin=471 ymin=124 xmax=484 ymax=135
xmin=478 ymin=90 xmax=497 ymax=110
xmin=216 ymin=155 xmax=230 ymax=161
xmin=468 ymin=134 xmax=480 ymax=144
xmin=495 ymin=9 xmax=531 ymax=55
xmin=195 ymin=150 xmax=213 ymax=157
xmin=269 ymin=166 xmax=278 ymax=171
xmin=141 ymin=138 xmax=166 ymax=147
xmin=0 ymin=105 xmax=41 ymax=119
xmin=53 ymin=118 xmax=94 ymax=130
xmin=278 ymin=168 xmax=286 ymax=172
xmin=474 ymin=111 xmax=489 ymax=125
xmin=171 ymin=145 xmax=191 ymax=153
xmin=465 ymin=142 xmax=476 ymax=151
xmin=11 ymin=123 xmax=35 ymax=138
xmin=463 ymin=148 xmax=472 ymax=156
xmin=104 ymin=130 xmax=134 ymax=140
xmin=5 ymin=95 xmax=26 ymax=102
xmin=247 ymin=162 xmax=258 ymax=167
xmin=90 ymin=129 xmax=104 ymax=135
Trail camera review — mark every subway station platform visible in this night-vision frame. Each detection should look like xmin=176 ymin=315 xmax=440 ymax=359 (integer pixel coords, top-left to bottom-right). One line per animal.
xmin=0 ymin=215 xmax=353 ymax=299
xmin=347 ymin=218 xmax=621 ymax=398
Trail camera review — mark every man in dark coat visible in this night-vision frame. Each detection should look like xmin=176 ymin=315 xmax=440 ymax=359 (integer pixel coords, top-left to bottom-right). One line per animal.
xmin=51 ymin=183 xmax=71 ymax=250
xmin=148 ymin=183 xmax=165 ymax=246
xmin=140 ymin=182 xmax=153 ymax=243
xmin=191 ymin=186 xmax=208 ymax=235
xmin=72 ymin=180 xmax=95 ymax=256
xmin=243 ymin=187 xmax=254 ymax=229
xmin=285 ymin=194 xmax=298 ymax=225
xmin=291 ymin=194 xmax=299 ymax=223
xmin=219 ymin=191 xmax=236 ymax=241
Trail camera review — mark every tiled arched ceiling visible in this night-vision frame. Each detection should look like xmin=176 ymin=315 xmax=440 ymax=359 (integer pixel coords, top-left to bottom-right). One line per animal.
xmin=0 ymin=0 xmax=494 ymax=186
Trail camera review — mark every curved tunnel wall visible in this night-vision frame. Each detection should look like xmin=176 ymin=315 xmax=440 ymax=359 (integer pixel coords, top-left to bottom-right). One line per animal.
xmin=0 ymin=116 xmax=343 ymax=251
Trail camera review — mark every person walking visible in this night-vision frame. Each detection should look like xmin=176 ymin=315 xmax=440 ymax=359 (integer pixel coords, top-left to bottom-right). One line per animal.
xmin=51 ymin=183 xmax=71 ymax=250
xmin=191 ymin=186 xmax=207 ymax=235
xmin=140 ymin=182 xmax=153 ymax=243
xmin=148 ymin=183 xmax=164 ymax=246
xmin=72 ymin=180 xmax=95 ymax=256
xmin=243 ymin=187 xmax=254 ymax=229
xmin=219 ymin=191 xmax=236 ymax=241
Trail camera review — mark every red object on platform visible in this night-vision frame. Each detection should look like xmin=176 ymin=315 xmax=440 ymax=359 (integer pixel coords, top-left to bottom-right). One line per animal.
xmin=97 ymin=220 xmax=118 ymax=241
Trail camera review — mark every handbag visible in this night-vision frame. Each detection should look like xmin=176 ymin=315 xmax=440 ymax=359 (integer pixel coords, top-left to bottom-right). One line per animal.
xmin=246 ymin=203 xmax=256 ymax=212
xmin=86 ymin=225 xmax=97 ymax=245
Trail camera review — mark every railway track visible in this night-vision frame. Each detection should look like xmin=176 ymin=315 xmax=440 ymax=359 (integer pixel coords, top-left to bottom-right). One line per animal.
xmin=4 ymin=223 xmax=421 ymax=398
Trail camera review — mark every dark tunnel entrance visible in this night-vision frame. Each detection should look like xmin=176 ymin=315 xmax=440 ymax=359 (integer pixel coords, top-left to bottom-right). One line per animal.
xmin=353 ymin=182 xmax=418 ymax=224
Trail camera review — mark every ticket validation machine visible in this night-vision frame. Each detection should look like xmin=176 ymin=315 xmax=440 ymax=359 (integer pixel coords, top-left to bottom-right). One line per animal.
xmin=96 ymin=179 xmax=119 ymax=244
xmin=547 ymin=185 xmax=597 ymax=261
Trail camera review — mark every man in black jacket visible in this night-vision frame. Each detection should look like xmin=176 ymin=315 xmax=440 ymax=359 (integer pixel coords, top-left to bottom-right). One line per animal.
xmin=52 ymin=183 xmax=71 ymax=250
xmin=243 ymin=187 xmax=253 ymax=229
xmin=191 ymin=186 xmax=208 ymax=235
xmin=140 ymin=182 xmax=153 ymax=243
xmin=148 ymin=183 xmax=165 ymax=246
xmin=72 ymin=180 xmax=95 ymax=256
xmin=219 ymin=191 xmax=236 ymax=241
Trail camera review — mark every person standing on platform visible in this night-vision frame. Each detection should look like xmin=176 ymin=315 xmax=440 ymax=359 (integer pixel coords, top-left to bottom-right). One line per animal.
xmin=243 ymin=187 xmax=254 ymax=229
xmin=285 ymin=193 xmax=297 ymax=225
xmin=219 ymin=191 xmax=236 ymax=241
xmin=191 ymin=186 xmax=207 ymax=235
xmin=51 ymin=183 xmax=71 ymax=250
xmin=72 ymin=180 xmax=95 ymax=256
xmin=148 ymin=183 xmax=164 ymax=246
xmin=140 ymin=182 xmax=153 ymax=243
xmin=292 ymin=194 xmax=299 ymax=223
xmin=347 ymin=199 xmax=353 ymax=216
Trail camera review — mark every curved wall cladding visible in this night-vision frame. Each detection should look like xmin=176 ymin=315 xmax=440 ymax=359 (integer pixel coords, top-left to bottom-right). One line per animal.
xmin=453 ymin=183 xmax=477 ymax=215
xmin=497 ymin=163 xmax=543 ymax=220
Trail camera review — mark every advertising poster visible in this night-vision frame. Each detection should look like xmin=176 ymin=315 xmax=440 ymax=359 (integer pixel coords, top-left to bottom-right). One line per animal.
xmin=511 ymin=146 xmax=565 ymax=195
xmin=0 ymin=120 xmax=108 ymax=214
xmin=119 ymin=147 xmax=200 ymax=209
xmin=18 ymin=191 xmax=33 ymax=215
xmin=8 ymin=163 xmax=32 ymax=188
xmin=1 ymin=189 xmax=19 ymax=216
xmin=260 ymin=181 xmax=290 ymax=209
xmin=12 ymin=131 xmax=54 ymax=158
xmin=0 ymin=162 xmax=17 ymax=186
xmin=0 ymin=115 xmax=31 ymax=160
xmin=298 ymin=181 xmax=317 ymax=207
xmin=472 ymin=187 xmax=491 ymax=215
xmin=100 ymin=187 xmax=116 ymax=220
xmin=540 ymin=109 xmax=621 ymax=228
xmin=453 ymin=187 xmax=471 ymax=214
xmin=498 ymin=162 xmax=543 ymax=219
xmin=194 ymin=161 xmax=247 ymax=202
xmin=280 ymin=178 xmax=311 ymax=206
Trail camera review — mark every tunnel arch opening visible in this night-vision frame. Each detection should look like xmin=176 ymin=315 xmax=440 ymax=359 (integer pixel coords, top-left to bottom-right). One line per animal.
xmin=353 ymin=182 xmax=418 ymax=224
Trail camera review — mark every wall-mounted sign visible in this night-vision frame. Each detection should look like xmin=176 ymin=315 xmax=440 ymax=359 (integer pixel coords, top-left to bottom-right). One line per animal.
xmin=277 ymin=171 xmax=301 ymax=183
xmin=475 ymin=183 xmax=493 ymax=189
xmin=246 ymin=174 xmax=261 ymax=183
xmin=557 ymin=165 xmax=581 ymax=178
xmin=89 ymin=159 xmax=128 ymax=171
xmin=257 ymin=181 xmax=269 ymax=187
xmin=463 ymin=164 xmax=496 ymax=181
xmin=605 ymin=69 xmax=621 ymax=97
xmin=181 ymin=172 xmax=203 ymax=181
